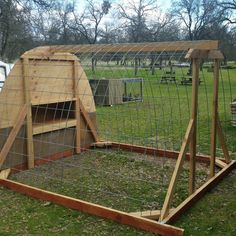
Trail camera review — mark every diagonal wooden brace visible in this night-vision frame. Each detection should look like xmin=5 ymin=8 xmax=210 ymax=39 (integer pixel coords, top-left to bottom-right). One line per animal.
xmin=79 ymin=99 xmax=99 ymax=142
xmin=0 ymin=105 xmax=27 ymax=168
xmin=160 ymin=119 xmax=194 ymax=221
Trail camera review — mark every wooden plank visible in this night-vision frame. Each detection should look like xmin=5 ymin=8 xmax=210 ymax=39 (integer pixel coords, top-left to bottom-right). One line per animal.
xmin=185 ymin=49 xmax=224 ymax=60
xmin=0 ymin=179 xmax=184 ymax=236
xmin=163 ymin=160 xmax=236 ymax=224
xmin=217 ymin=117 xmax=231 ymax=164
xmin=160 ymin=119 xmax=194 ymax=221
xmin=0 ymin=105 xmax=27 ymax=168
xmin=33 ymin=119 xmax=76 ymax=135
xmin=0 ymin=59 xmax=24 ymax=129
xmin=22 ymin=58 xmax=34 ymax=169
xmin=129 ymin=208 xmax=175 ymax=220
xmin=0 ymin=169 xmax=11 ymax=179
xmin=210 ymin=59 xmax=220 ymax=178
xmin=75 ymin=100 xmax=80 ymax=153
xmin=111 ymin=142 xmax=225 ymax=165
xmin=31 ymin=98 xmax=77 ymax=106
xmin=215 ymin=159 xmax=227 ymax=169
xmin=208 ymin=50 xmax=224 ymax=60
xmin=189 ymin=58 xmax=200 ymax=195
xmin=185 ymin=49 xmax=210 ymax=59
xmin=73 ymin=60 xmax=81 ymax=154
xmin=10 ymin=149 xmax=74 ymax=174
xmin=79 ymin=99 xmax=99 ymax=142
xmin=44 ymin=40 xmax=218 ymax=54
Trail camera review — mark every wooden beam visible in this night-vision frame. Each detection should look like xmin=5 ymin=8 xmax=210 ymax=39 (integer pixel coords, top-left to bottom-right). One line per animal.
xmin=73 ymin=60 xmax=81 ymax=154
xmin=48 ymin=41 xmax=218 ymax=53
xmin=75 ymin=97 xmax=81 ymax=154
xmin=33 ymin=119 xmax=76 ymax=135
xmin=0 ymin=169 xmax=11 ymax=179
xmin=217 ymin=117 xmax=231 ymax=164
xmin=160 ymin=119 xmax=194 ymax=221
xmin=185 ymin=49 xmax=210 ymax=59
xmin=0 ymin=179 xmax=184 ymax=236
xmin=79 ymin=99 xmax=99 ymax=142
xmin=185 ymin=49 xmax=224 ymax=60
xmin=22 ymin=58 xmax=34 ymax=169
xmin=210 ymin=59 xmax=220 ymax=178
xmin=129 ymin=208 xmax=175 ymax=220
xmin=24 ymin=41 xmax=218 ymax=56
xmin=215 ymin=159 xmax=227 ymax=169
xmin=189 ymin=58 xmax=200 ymax=195
xmin=0 ymin=105 xmax=27 ymax=168
xmin=111 ymin=142 xmax=225 ymax=165
xmin=163 ymin=160 xmax=236 ymax=224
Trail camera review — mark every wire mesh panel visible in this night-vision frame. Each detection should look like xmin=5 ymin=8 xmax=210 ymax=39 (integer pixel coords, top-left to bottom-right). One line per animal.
xmin=0 ymin=40 xmax=235 ymax=234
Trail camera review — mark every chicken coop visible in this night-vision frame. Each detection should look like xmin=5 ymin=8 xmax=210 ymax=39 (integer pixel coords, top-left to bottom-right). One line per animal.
xmin=0 ymin=40 xmax=235 ymax=236
xmin=89 ymin=77 xmax=143 ymax=105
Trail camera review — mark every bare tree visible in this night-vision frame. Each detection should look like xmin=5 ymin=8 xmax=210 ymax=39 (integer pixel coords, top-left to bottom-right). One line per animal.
xmin=70 ymin=0 xmax=111 ymax=44
xmin=118 ymin=0 xmax=157 ymax=43
xmin=150 ymin=13 xmax=179 ymax=41
xmin=220 ymin=0 xmax=236 ymax=24
xmin=0 ymin=0 xmax=34 ymax=60
xmin=171 ymin=0 xmax=225 ymax=40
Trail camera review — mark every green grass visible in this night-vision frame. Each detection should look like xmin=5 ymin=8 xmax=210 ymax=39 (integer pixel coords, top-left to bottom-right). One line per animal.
xmin=0 ymin=64 xmax=236 ymax=235
xmin=89 ymin=66 xmax=236 ymax=155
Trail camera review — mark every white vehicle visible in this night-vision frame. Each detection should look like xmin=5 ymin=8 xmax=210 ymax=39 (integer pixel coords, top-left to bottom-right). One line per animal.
xmin=0 ymin=61 xmax=14 ymax=90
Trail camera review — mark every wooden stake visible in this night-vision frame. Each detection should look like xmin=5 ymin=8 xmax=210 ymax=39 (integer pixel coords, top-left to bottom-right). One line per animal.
xmin=22 ymin=58 xmax=34 ymax=169
xmin=189 ymin=58 xmax=200 ymax=194
xmin=160 ymin=119 xmax=194 ymax=221
xmin=209 ymin=59 xmax=220 ymax=178
xmin=73 ymin=60 xmax=81 ymax=154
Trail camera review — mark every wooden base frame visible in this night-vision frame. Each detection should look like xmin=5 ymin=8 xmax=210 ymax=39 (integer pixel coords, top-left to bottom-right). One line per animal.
xmin=0 ymin=141 xmax=234 ymax=235
xmin=0 ymin=178 xmax=184 ymax=236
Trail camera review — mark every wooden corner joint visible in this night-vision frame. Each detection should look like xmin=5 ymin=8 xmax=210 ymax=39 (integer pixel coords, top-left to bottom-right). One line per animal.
xmin=185 ymin=49 xmax=224 ymax=60
xmin=0 ymin=169 xmax=11 ymax=179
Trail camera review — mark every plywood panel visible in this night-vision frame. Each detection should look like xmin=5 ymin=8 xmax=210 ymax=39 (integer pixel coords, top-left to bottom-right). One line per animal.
xmin=0 ymin=59 xmax=24 ymax=129
xmin=29 ymin=60 xmax=73 ymax=104
xmin=0 ymin=54 xmax=95 ymax=129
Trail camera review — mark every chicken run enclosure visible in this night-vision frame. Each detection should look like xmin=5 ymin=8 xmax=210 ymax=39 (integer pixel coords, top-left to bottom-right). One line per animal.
xmin=0 ymin=40 xmax=235 ymax=235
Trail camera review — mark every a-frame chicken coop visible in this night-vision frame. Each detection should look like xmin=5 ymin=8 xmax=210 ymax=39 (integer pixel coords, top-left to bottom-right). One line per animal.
xmin=0 ymin=40 xmax=235 ymax=236
xmin=0 ymin=51 xmax=98 ymax=170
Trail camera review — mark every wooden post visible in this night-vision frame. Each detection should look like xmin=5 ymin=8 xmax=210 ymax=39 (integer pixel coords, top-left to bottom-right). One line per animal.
xmin=73 ymin=60 xmax=81 ymax=154
xmin=209 ymin=59 xmax=220 ymax=177
xmin=189 ymin=58 xmax=200 ymax=194
xmin=22 ymin=58 xmax=34 ymax=169
xmin=217 ymin=116 xmax=230 ymax=163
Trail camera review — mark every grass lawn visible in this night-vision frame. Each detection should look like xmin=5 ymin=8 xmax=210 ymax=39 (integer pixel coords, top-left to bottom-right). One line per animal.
xmin=0 ymin=63 xmax=235 ymax=235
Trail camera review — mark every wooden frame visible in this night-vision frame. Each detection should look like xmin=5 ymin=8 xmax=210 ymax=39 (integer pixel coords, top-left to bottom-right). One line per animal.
xmin=33 ymin=40 xmax=218 ymax=54
xmin=0 ymin=44 xmax=235 ymax=235
xmin=0 ymin=178 xmax=184 ymax=236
